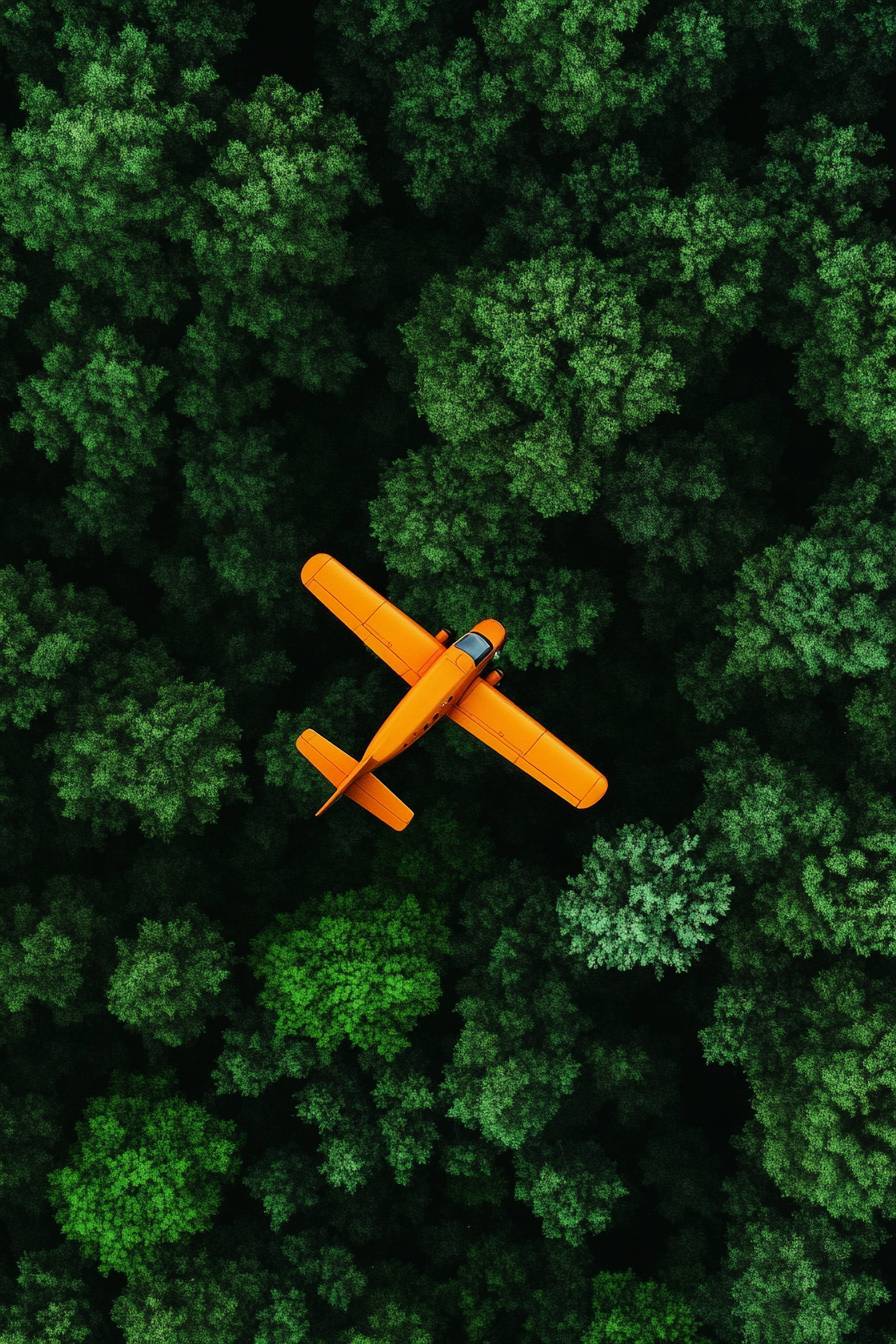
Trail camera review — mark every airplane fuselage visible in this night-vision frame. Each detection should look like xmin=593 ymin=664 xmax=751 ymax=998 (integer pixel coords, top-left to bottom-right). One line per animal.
xmin=319 ymin=620 xmax=505 ymax=811
xmin=364 ymin=645 xmax=480 ymax=766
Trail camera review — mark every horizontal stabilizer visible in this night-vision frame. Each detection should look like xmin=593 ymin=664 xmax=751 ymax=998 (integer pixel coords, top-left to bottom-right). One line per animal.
xmin=296 ymin=728 xmax=356 ymax=790
xmin=296 ymin=729 xmax=413 ymax=831
xmin=345 ymin=770 xmax=414 ymax=832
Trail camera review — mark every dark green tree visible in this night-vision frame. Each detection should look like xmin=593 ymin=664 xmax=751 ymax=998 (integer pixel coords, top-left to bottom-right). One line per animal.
xmin=513 ymin=1141 xmax=626 ymax=1246
xmin=0 ymin=1247 xmax=100 ymax=1344
xmin=107 ymin=907 xmax=233 ymax=1046
xmin=583 ymin=1270 xmax=707 ymax=1343
xmin=717 ymin=479 xmax=896 ymax=696
xmin=179 ymin=426 xmax=301 ymax=610
xmin=0 ymin=877 xmax=98 ymax=1025
xmin=846 ymin=666 xmax=896 ymax=776
xmin=174 ymin=75 xmax=376 ymax=390
xmin=12 ymin=312 xmax=168 ymax=554
xmin=259 ymin=673 xmax=385 ymax=814
xmin=2 ymin=0 xmax=896 ymax=1336
xmin=244 ymin=1146 xmax=320 ymax=1232
xmin=703 ymin=958 xmax=896 ymax=1222
xmin=696 ymin=732 xmax=896 ymax=956
xmin=381 ymin=0 xmax=729 ymax=209
xmin=370 ymin=447 xmax=612 ymax=669
xmin=403 ymin=248 xmax=685 ymax=517
xmin=0 ymin=561 xmax=132 ymax=730
xmin=442 ymin=892 xmax=587 ymax=1151
xmin=43 ymin=645 xmax=246 ymax=838
xmin=294 ymin=1074 xmax=382 ymax=1194
xmin=0 ymin=23 xmax=215 ymax=320
xmin=714 ymin=1135 xmax=888 ymax=1344
xmin=0 ymin=1083 xmax=59 ymax=1216
xmin=109 ymin=1247 xmax=266 ymax=1344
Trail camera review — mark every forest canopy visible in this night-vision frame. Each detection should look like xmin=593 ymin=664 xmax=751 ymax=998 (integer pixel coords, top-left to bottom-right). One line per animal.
xmin=1 ymin=0 xmax=895 ymax=1340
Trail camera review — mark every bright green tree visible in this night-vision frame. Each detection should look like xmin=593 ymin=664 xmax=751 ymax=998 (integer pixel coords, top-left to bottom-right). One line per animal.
xmin=591 ymin=156 xmax=771 ymax=341
xmin=790 ymin=235 xmax=896 ymax=445
xmin=49 ymin=1083 xmax=240 ymax=1274
xmin=583 ymin=1270 xmax=707 ymax=1343
xmin=253 ymin=888 xmax=446 ymax=1060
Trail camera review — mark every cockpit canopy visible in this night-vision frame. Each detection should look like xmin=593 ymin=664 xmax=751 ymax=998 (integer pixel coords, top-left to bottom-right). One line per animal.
xmin=454 ymin=632 xmax=493 ymax=666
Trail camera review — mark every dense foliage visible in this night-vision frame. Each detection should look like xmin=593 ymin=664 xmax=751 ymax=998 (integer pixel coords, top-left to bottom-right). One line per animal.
xmin=1 ymin=0 xmax=895 ymax=1339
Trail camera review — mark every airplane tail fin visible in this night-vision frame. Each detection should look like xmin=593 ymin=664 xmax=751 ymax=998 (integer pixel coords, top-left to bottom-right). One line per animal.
xmin=296 ymin=730 xmax=414 ymax=832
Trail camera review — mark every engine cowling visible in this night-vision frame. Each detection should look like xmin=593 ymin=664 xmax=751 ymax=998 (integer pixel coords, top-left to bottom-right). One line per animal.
xmin=483 ymin=668 xmax=503 ymax=686
xmin=435 ymin=629 xmax=452 ymax=644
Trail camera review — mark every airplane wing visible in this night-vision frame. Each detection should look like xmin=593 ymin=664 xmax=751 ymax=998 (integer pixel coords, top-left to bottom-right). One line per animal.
xmin=448 ymin=678 xmax=608 ymax=809
xmin=300 ymin=553 xmax=443 ymax=685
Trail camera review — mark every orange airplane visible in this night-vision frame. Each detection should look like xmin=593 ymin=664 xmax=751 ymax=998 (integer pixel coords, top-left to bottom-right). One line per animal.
xmin=296 ymin=554 xmax=608 ymax=831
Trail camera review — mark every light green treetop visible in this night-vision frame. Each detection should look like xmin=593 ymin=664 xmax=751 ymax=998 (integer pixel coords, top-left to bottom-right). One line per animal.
xmin=559 ymin=820 xmax=732 ymax=978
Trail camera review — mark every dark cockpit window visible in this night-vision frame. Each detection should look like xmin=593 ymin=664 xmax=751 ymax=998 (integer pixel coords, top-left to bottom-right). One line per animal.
xmin=454 ymin=632 xmax=493 ymax=665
